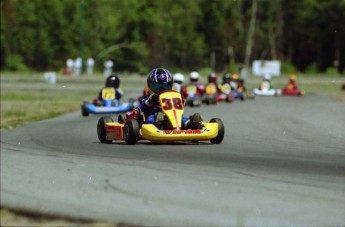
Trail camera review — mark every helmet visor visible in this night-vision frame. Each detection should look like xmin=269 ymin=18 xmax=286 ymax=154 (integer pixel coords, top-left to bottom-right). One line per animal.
xmin=149 ymin=80 xmax=173 ymax=93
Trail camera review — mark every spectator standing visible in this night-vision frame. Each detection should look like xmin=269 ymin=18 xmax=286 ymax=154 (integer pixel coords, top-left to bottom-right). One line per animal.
xmin=104 ymin=60 xmax=114 ymax=77
xmin=74 ymin=57 xmax=82 ymax=76
xmin=86 ymin=58 xmax=95 ymax=76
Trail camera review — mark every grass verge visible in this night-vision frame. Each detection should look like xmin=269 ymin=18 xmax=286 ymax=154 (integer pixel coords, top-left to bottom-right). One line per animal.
xmin=1 ymin=72 xmax=146 ymax=129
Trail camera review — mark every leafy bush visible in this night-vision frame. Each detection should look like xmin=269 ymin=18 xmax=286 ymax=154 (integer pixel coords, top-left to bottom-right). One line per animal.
xmin=305 ymin=63 xmax=318 ymax=74
xmin=5 ymin=55 xmax=27 ymax=71
xmin=228 ymin=63 xmax=239 ymax=74
xmin=324 ymin=67 xmax=339 ymax=75
xmin=198 ymin=67 xmax=213 ymax=76
xmin=281 ymin=60 xmax=298 ymax=74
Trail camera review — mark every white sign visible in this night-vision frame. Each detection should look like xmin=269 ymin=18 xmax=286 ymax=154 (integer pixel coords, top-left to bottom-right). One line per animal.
xmin=43 ymin=72 xmax=57 ymax=84
xmin=252 ymin=60 xmax=281 ymax=76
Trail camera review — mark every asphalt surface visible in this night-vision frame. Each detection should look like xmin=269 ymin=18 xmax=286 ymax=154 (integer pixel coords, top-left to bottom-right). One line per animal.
xmin=1 ymin=95 xmax=345 ymax=226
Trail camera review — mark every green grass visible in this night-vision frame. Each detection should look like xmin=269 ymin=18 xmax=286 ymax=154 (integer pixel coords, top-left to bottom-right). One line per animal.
xmin=0 ymin=72 xmax=148 ymax=129
xmin=1 ymin=72 xmax=344 ymax=129
xmin=1 ymin=100 xmax=82 ymax=128
xmin=1 ymin=73 xmax=99 ymax=128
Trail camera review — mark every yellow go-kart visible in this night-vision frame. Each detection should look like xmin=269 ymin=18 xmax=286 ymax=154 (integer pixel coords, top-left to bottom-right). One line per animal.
xmin=97 ymin=90 xmax=224 ymax=145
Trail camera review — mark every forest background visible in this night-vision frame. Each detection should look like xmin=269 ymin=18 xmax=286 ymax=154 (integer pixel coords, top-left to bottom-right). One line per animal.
xmin=1 ymin=0 xmax=345 ymax=75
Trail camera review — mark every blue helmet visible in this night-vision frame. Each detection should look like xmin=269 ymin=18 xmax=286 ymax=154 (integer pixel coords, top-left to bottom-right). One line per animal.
xmin=147 ymin=68 xmax=173 ymax=94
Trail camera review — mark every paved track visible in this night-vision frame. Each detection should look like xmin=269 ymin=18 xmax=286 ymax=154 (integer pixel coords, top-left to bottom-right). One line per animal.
xmin=1 ymin=95 xmax=345 ymax=226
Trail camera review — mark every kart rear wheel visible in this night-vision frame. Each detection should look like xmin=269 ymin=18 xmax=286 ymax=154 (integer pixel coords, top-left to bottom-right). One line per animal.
xmin=81 ymin=102 xmax=89 ymax=117
xmin=123 ymin=119 xmax=140 ymax=145
xmin=97 ymin=116 xmax=114 ymax=143
xmin=210 ymin=118 xmax=224 ymax=144
xmin=187 ymin=99 xmax=194 ymax=107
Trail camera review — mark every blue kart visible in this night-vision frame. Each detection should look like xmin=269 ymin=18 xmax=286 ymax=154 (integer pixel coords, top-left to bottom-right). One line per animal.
xmin=81 ymin=87 xmax=138 ymax=117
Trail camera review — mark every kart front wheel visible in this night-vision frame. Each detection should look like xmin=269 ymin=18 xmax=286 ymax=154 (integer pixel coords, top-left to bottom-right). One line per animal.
xmin=97 ymin=116 xmax=114 ymax=143
xmin=81 ymin=102 xmax=89 ymax=117
xmin=205 ymin=99 xmax=210 ymax=105
xmin=123 ymin=119 xmax=140 ymax=145
xmin=210 ymin=118 xmax=224 ymax=144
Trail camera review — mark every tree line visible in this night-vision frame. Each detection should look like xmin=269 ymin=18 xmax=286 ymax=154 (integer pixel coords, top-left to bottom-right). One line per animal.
xmin=1 ymin=0 xmax=344 ymax=74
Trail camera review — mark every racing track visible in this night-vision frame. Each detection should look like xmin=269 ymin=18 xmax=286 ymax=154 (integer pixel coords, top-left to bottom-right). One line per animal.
xmin=1 ymin=95 xmax=345 ymax=226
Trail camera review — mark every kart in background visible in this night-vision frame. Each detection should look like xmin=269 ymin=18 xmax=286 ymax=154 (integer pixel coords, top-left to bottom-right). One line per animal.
xmin=229 ymin=79 xmax=255 ymax=101
xmin=184 ymin=84 xmax=202 ymax=107
xmin=81 ymin=87 xmax=138 ymax=116
xmin=203 ymin=83 xmax=218 ymax=105
xmin=253 ymin=81 xmax=281 ymax=96
xmin=216 ymin=83 xmax=234 ymax=102
xmin=216 ymin=93 xmax=234 ymax=102
xmin=281 ymin=89 xmax=305 ymax=96
xmin=97 ymin=90 xmax=225 ymax=145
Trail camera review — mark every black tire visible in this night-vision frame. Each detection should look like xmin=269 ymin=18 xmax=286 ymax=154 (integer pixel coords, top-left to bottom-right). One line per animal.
xmin=188 ymin=99 xmax=194 ymax=107
xmin=97 ymin=116 xmax=114 ymax=143
xmin=123 ymin=119 xmax=140 ymax=145
xmin=117 ymin=114 xmax=123 ymax=123
xmin=210 ymin=118 xmax=224 ymax=144
xmin=81 ymin=102 xmax=89 ymax=117
xmin=205 ymin=99 xmax=210 ymax=105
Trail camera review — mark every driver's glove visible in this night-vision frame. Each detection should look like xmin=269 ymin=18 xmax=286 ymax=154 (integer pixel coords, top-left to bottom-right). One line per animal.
xmin=146 ymin=93 xmax=159 ymax=106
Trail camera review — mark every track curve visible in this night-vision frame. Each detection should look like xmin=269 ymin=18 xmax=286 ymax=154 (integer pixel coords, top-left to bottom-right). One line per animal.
xmin=1 ymin=95 xmax=345 ymax=226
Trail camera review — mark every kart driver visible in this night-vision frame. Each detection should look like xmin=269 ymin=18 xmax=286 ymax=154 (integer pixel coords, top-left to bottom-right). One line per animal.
xmin=172 ymin=73 xmax=187 ymax=98
xmin=282 ymin=74 xmax=304 ymax=95
xmin=221 ymin=73 xmax=232 ymax=92
xmin=229 ymin=73 xmax=246 ymax=100
xmin=205 ymin=73 xmax=222 ymax=93
xmin=92 ymin=74 xmax=124 ymax=105
xmin=140 ymin=68 xmax=203 ymax=129
xmin=186 ymin=71 xmax=205 ymax=96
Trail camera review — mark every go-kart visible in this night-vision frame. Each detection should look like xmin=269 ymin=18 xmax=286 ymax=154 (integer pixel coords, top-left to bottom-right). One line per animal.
xmin=216 ymin=83 xmax=234 ymax=102
xmin=81 ymin=87 xmax=138 ymax=116
xmin=253 ymin=81 xmax=281 ymax=96
xmin=281 ymin=85 xmax=305 ymax=96
xmin=236 ymin=79 xmax=255 ymax=100
xmin=231 ymin=87 xmax=256 ymax=101
xmin=184 ymin=84 xmax=202 ymax=107
xmin=232 ymin=91 xmax=244 ymax=100
xmin=97 ymin=90 xmax=225 ymax=145
xmin=281 ymin=89 xmax=305 ymax=96
xmin=253 ymin=88 xmax=281 ymax=96
xmin=203 ymin=83 xmax=218 ymax=105
xmin=216 ymin=93 xmax=234 ymax=102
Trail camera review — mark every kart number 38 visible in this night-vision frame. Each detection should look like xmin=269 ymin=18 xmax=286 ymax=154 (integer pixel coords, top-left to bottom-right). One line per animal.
xmin=161 ymin=98 xmax=183 ymax=110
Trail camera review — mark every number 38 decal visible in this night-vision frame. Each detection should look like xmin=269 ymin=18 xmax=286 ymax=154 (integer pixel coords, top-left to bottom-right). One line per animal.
xmin=161 ymin=98 xmax=183 ymax=110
